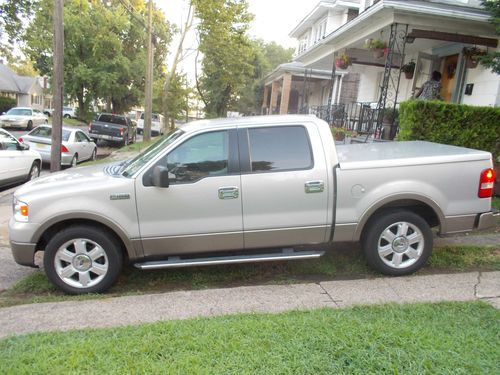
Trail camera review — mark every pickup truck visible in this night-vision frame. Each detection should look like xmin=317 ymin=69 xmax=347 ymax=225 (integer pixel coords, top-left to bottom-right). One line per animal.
xmin=9 ymin=115 xmax=496 ymax=294
xmin=89 ymin=113 xmax=136 ymax=146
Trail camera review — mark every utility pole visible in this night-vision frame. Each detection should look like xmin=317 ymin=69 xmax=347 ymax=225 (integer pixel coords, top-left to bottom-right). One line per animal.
xmin=51 ymin=0 xmax=63 ymax=172
xmin=143 ymin=0 xmax=153 ymax=142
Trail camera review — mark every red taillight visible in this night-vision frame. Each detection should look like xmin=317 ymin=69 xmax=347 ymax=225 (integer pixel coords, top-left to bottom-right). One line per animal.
xmin=120 ymin=127 xmax=124 ymax=135
xmin=88 ymin=122 xmax=92 ymax=131
xmin=18 ymin=137 xmax=23 ymax=143
xmin=478 ymin=168 xmax=495 ymax=198
xmin=61 ymin=144 xmax=69 ymax=153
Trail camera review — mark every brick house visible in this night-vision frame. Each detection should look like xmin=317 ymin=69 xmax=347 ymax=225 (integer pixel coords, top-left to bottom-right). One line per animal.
xmin=263 ymin=0 xmax=499 ymax=137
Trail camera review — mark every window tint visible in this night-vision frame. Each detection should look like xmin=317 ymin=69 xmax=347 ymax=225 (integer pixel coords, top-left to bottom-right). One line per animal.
xmin=248 ymin=126 xmax=313 ymax=172
xmin=156 ymin=131 xmax=228 ymax=184
xmin=75 ymin=131 xmax=89 ymax=142
xmin=28 ymin=126 xmax=71 ymax=141
xmin=0 ymin=131 xmax=18 ymax=150
xmin=98 ymin=114 xmax=127 ymax=125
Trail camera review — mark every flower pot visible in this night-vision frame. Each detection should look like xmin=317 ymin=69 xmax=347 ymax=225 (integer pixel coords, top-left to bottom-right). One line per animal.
xmin=335 ymin=59 xmax=348 ymax=69
xmin=372 ymin=48 xmax=385 ymax=59
xmin=466 ymin=56 xmax=479 ymax=69
xmin=404 ymin=70 xmax=414 ymax=79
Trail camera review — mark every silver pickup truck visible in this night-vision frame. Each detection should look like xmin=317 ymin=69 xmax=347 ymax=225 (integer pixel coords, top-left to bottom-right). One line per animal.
xmin=9 ymin=115 xmax=496 ymax=294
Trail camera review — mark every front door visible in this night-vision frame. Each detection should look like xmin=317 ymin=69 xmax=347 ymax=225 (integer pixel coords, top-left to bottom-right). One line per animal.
xmin=441 ymin=54 xmax=459 ymax=102
xmin=135 ymin=129 xmax=243 ymax=257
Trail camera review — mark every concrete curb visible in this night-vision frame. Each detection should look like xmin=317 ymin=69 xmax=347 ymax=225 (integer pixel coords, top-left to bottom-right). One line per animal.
xmin=1 ymin=271 xmax=498 ymax=339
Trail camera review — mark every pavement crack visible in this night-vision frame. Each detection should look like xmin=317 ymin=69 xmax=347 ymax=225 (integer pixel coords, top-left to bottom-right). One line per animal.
xmin=317 ymin=283 xmax=340 ymax=307
xmin=473 ymin=271 xmax=482 ymax=299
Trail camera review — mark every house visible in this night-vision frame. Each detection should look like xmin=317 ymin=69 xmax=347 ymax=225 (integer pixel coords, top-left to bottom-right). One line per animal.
xmin=263 ymin=0 xmax=499 ymax=138
xmin=0 ymin=64 xmax=50 ymax=110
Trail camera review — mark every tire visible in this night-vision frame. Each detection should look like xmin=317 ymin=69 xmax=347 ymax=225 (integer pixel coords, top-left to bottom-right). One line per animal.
xmin=27 ymin=161 xmax=40 ymax=181
xmin=63 ymin=114 xmax=70 ymax=119
xmin=122 ymin=135 xmax=129 ymax=147
xmin=45 ymin=119 xmax=48 ymax=124
xmin=131 ymin=132 xmax=136 ymax=144
xmin=91 ymin=148 xmax=97 ymax=161
xmin=44 ymin=225 xmax=123 ymax=294
xmin=361 ymin=209 xmax=433 ymax=276
xmin=27 ymin=120 xmax=33 ymax=130
xmin=70 ymin=154 xmax=78 ymax=168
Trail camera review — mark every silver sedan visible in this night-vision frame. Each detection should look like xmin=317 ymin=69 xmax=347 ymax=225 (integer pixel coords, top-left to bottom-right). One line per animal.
xmin=20 ymin=125 xmax=97 ymax=167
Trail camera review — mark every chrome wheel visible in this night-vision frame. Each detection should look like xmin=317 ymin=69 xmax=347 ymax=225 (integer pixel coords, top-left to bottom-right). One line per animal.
xmin=71 ymin=154 xmax=78 ymax=167
xmin=54 ymin=238 xmax=109 ymax=289
xmin=28 ymin=163 xmax=40 ymax=181
xmin=377 ymin=221 xmax=424 ymax=269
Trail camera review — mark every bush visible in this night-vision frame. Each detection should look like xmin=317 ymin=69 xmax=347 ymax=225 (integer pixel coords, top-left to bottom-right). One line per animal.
xmin=0 ymin=96 xmax=16 ymax=114
xmin=398 ymin=100 xmax=500 ymax=161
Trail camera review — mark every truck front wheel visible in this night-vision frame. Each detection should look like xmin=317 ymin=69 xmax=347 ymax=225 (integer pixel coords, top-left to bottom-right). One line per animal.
xmin=44 ymin=225 xmax=123 ymax=294
xmin=362 ymin=210 xmax=433 ymax=276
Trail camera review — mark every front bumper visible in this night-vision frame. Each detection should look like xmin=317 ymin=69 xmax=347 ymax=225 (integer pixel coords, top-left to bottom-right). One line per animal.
xmin=10 ymin=241 xmax=38 ymax=267
xmin=9 ymin=217 xmax=40 ymax=267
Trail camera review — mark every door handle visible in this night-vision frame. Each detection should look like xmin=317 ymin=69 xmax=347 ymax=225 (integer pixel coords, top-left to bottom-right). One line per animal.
xmin=305 ymin=180 xmax=324 ymax=194
xmin=218 ymin=186 xmax=239 ymax=200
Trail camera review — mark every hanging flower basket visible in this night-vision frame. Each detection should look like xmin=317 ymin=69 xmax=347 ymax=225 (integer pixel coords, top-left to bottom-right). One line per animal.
xmin=401 ymin=61 xmax=415 ymax=79
xmin=365 ymin=38 xmax=387 ymax=59
xmin=335 ymin=53 xmax=350 ymax=70
xmin=465 ymin=56 xmax=480 ymax=69
xmin=463 ymin=47 xmax=486 ymax=69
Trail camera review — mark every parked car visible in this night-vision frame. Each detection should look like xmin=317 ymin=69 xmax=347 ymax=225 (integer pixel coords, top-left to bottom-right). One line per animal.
xmin=9 ymin=115 xmax=496 ymax=294
xmin=43 ymin=108 xmax=53 ymax=117
xmin=137 ymin=112 xmax=165 ymax=136
xmin=20 ymin=124 xmax=97 ymax=167
xmin=63 ymin=107 xmax=77 ymax=119
xmin=89 ymin=113 xmax=136 ymax=146
xmin=0 ymin=107 xmax=48 ymax=130
xmin=0 ymin=128 xmax=41 ymax=189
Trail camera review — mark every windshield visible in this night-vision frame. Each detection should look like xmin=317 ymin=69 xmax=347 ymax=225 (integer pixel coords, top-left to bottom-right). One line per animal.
xmin=6 ymin=108 xmax=31 ymax=116
xmin=120 ymin=128 xmax=184 ymax=177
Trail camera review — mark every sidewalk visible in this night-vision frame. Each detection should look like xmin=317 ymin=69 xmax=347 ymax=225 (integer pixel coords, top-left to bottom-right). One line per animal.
xmin=0 ymin=271 xmax=498 ymax=338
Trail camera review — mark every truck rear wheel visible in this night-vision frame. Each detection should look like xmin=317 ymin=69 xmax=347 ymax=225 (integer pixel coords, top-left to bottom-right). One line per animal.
xmin=362 ymin=209 xmax=432 ymax=276
xmin=44 ymin=225 xmax=123 ymax=294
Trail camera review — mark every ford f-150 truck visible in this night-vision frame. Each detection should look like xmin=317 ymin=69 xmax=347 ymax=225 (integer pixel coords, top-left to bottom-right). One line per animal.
xmin=89 ymin=113 xmax=136 ymax=146
xmin=9 ymin=115 xmax=496 ymax=294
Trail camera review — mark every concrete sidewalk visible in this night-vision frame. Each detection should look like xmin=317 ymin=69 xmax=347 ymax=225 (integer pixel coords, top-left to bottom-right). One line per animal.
xmin=0 ymin=271 xmax=498 ymax=339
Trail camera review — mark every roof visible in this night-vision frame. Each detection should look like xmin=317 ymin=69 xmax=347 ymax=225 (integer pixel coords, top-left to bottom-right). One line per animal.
xmin=263 ymin=61 xmax=344 ymax=84
xmin=0 ymin=64 xmax=38 ymax=94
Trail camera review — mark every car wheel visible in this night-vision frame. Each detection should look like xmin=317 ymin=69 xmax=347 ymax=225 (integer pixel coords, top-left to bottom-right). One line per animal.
xmin=132 ymin=132 xmax=136 ymax=144
xmin=63 ymin=114 xmax=70 ymax=119
xmin=27 ymin=120 xmax=33 ymax=130
xmin=27 ymin=161 xmax=41 ymax=181
xmin=45 ymin=119 xmax=48 ymax=124
xmin=91 ymin=148 xmax=97 ymax=161
xmin=361 ymin=209 xmax=433 ymax=276
xmin=122 ymin=135 xmax=129 ymax=147
xmin=43 ymin=225 xmax=123 ymax=294
xmin=70 ymin=154 xmax=78 ymax=167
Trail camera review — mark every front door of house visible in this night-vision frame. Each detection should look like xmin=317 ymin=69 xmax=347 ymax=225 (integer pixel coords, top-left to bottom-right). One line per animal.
xmin=441 ymin=54 xmax=459 ymax=102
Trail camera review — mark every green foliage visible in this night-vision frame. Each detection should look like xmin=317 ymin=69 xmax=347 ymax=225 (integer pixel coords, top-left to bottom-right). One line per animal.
xmin=398 ymin=100 xmax=500 ymax=160
xmin=365 ymin=38 xmax=387 ymax=50
xmin=193 ymin=0 xmax=256 ymax=117
xmin=154 ymin=71 xmax=191 ymax=122
xmin=0 ymin=96 xmax=16 ymax=113
xmin=479 ymin=1 xmax=500 ymax=74
xmin=8 ymin=60 xmax=38 ymax=77
xmin=0 ymin=0 xmax=35 ymax=58
xmin=1 ymin=302 xmax=499 ymax=373
xmin=21 ymin=0 xmax=171 ymax=119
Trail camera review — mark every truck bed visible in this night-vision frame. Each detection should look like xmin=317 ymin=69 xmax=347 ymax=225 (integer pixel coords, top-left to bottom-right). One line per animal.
xmin=336 ymin=141 xmax=492 ymax=170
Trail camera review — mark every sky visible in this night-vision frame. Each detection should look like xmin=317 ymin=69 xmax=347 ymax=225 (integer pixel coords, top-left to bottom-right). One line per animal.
xmin=157 ymin=0 xmax=314 ymax=80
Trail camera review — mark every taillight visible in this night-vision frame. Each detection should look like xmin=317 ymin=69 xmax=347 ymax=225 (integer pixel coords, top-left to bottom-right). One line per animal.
xmin=61 ymin=144 xmax=69 ymax=153
xmin=120 ymin=127 xmax=125 ymax=135
xmin=18 ymin=137 xmax=23 ymax=143
xmin=478 ymin=168 xmax=495 ymax=198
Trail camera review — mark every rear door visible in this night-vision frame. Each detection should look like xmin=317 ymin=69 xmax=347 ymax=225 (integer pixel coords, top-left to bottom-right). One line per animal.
xmin=239 ymin=122 xmax=329 ymax=249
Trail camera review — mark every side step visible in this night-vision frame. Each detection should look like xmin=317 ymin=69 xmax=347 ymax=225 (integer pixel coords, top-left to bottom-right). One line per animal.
xmin=134 ymin=248 xmax=325 ymax=270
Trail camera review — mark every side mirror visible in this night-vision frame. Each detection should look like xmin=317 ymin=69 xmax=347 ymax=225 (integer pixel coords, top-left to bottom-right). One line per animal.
xmin=152 ymin=165 xmax=169 ymax=188
xmin=18 ymin=142 xmax=30 ymax=151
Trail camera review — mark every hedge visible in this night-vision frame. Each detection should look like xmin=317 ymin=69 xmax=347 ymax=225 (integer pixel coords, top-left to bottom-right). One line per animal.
xmin=398 ymin=100 xmax=500 ymax=161
xmin=0 ymin=96 xmax=16 ymax=114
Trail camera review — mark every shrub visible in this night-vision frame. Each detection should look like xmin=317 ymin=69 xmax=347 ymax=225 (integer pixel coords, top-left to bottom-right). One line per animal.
xmin=0 ymin=96 xmax=16 ymax=114
xmin=398 ymin=100 xmax=500 ymax=161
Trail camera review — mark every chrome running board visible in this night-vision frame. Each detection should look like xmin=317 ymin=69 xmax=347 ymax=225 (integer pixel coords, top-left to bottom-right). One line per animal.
xmin=134 ymin=248 xmax=324 ymax=270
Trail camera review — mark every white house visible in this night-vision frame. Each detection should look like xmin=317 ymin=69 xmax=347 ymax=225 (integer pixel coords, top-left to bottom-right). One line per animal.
xmin=0 ymin=64 xmax=49 ymax=110
xmin=263 ymin=0 xmax=499 ymax=136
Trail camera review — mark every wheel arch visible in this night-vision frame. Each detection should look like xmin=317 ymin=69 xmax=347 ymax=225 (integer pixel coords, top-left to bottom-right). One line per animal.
xmin=32 ymin=214 xmax=141 ymax=262
xmin=355 ymin=194 xmax=444 ymax=241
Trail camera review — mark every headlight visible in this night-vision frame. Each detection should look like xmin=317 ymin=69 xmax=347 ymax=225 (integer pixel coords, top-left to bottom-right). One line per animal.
xmin=13 ymin=197 xmax=29 ymax=222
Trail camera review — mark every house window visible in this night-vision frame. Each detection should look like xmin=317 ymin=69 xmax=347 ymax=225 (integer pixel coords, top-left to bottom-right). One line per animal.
xmin=31 ymin=94 xmax=42 ymax=105
xmin=314 ymin=20 xmax=327 ymax=42
xmin=298 ymin=36 xmax=308 ymax=54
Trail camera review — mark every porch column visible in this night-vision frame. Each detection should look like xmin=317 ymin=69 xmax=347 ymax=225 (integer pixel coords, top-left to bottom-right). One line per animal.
xmin=261 ymin=84 xmax=270 ymax=114
xmin=279 ymin=73 xmax=292 ymax=115
xmin=270 ymin=80 xmax=280 ymax=114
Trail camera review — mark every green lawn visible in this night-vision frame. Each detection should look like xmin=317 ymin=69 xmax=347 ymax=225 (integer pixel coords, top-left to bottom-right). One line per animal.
xmin=1 ymin=244 xmax=498 ymax=308
xmin=493 ymin=196 xmax=500 ymax=211
xmin=1 ymin=301 xmax=498 ymax=374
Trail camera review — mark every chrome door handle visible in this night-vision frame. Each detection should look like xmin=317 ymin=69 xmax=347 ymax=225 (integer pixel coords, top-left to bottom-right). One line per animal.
xmin=305 ymin=180 xmax=324 ymax=193
xmin=218 ymin=186 xmax=239 ymax=199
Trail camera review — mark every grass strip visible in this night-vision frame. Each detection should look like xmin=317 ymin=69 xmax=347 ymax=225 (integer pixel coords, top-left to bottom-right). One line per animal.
xmin=1 ymin=245 xmax=498 ymax=309
xmin=1 ymin=301 xmax=498 ymax=374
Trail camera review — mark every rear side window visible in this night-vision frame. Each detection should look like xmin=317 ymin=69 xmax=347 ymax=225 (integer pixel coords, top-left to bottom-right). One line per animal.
xmin=248 ymin=126 xmax=313 ymax=172
xmin=98 ymin=114 xmax=127 ymax=125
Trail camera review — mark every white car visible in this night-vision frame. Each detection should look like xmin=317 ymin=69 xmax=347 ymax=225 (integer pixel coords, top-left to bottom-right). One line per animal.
xmin=63 ymin=107 xmax=77 ymax=119
xmin=136 ymin=112 xmax=165 ymax=136
xmin=20 ymin=125 xmax=97 ymax=167
xmin=0 ymin=107 xmax=48 ymax=130
xmin=0 ymin=128 xmax=41 ymax=189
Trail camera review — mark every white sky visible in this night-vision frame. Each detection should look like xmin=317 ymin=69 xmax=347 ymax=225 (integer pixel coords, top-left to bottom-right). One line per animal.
xmin=157 ymin=0 xmax=314 ymax=81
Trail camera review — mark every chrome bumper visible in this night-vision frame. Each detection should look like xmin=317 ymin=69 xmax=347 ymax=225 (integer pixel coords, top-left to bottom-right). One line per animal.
xmin=477 ymin=210 xmax=498 ymax=231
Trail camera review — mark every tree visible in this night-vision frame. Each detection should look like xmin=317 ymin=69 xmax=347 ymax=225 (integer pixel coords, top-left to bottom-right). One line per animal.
xmin=479 ymin=0 xmax=500 ymax=74
xmin=0 ymin=0 xmax=35 ymax=60
xmin=8 ymin=60 xmax=38 ymax=77
xmin=193 ymin=0 xmax=255 ymax=117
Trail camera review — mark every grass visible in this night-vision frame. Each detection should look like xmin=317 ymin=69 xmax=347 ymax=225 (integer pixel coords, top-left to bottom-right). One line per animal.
xmin=47 ymin=118 xmax=87 ymax=127
xmin=0 ymin=301 xmax=498 ymax=373
xmin=115 ymin=138 xmax=156 ymax=153
xmin=493 ymin=196 xmax=500 ymax=211
xmin=1 ymin=244 xmax=498 ymax=308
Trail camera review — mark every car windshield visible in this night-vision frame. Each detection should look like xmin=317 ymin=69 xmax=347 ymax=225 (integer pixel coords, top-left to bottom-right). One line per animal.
xmin=120 ymin=128 xmax=184 ymax=177
xmin=6 ymin=108 xmax=31 ymax=116
xmin=28 ymin=126 xmax=71 ymax=141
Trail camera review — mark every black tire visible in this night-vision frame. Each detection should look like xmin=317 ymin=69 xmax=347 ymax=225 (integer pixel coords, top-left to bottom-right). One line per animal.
xmin=27 ymin=161 xmax=41 ymax=181
xmin=27 ymin=120 xmax=33 ymax=130
xmin=70 ymin=154 xmax=78 ymax=168
xmin=63 ymin=114 xmax=70 ymax=119
xmin=91 ymin=148 xmax=97 ymax=161
xmin=44 ymin=225 xmax=123 ymax=294
xmin=361 ymin=209 xmax=433 ymax=276
xmin=122 ymin=135 xmax=129 ymax=147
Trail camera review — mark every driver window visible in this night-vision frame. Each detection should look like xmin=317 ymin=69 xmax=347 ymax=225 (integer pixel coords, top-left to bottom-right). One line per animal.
xmin=0 ymin=132 xmax=19 ymax=151
xmin=159 ymin=130 xmax=228 ymax=184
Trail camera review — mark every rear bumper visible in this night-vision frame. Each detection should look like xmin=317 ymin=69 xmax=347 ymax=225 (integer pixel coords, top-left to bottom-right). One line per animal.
xmin=90 ymin=134 xmax=124 ymax=142
xmin=10 ymin=241 xmax=38 ymax=268
xmin=477 ymin=210 xmax=498 ymax=231
xmin=441 ymin=210 xmax=497 ymax=234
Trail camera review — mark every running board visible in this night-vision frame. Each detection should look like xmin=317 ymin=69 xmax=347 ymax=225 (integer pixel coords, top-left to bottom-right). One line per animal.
xmin=134 ymin=248 xmax=324 ymax=270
